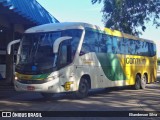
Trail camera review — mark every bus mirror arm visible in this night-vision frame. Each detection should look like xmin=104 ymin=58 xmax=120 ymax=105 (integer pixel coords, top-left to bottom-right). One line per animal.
xmin=53 ymin=36 xmax=72 ymax=53
xmin=53 ymin=54 xmax=58 ymax=67
xmin=7 ymin=39 xmax=20 ymax=55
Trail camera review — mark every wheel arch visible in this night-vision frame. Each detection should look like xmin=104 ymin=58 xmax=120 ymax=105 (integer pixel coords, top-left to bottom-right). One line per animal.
xmin=80 ymin=74 xmax=91 ymax=89
xmin=143 ymin=72 xmax=148 ymax=83
xmin=134 ymin=72 xmax=141 ymax=90
xmin=136 ymin=73 xmax=141 ymax=79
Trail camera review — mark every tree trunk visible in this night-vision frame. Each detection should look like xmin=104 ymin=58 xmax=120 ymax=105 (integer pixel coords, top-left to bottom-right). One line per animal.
xmin=5 ymin=24 xmax=14 ymax=85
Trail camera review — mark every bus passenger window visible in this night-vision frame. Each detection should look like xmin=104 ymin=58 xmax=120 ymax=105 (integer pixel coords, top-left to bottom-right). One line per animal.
xmin=136 ymin=41 xmax=143 ymax=56
xmin=80 ymin=43 xmax=91 ymax=55
xmin=142 ymin=42 xmax=149 ymax=56
xmin=99 ymin=36 xmax=107 ymax=53
xmin=149 ymin=43 xmax=155 ymax=57
xmin=106 ymin=36 xmax=112 ymax=53
xmin=153 ymin=44 xmax=156 ymax=56
xmin=118 ymin=39 xmax=125 ymax=54
xmin=112 ymin=37 xmax=118 ymax=54
xmin=121 ymin=38 xmax=129 ymax=54
xmin=80 ymin=29 xmax=99 ymax=55
xmin=129 ymin=40 xmax=136 ymax=55
xmin=135 ymin=41 xmax=141 ymax=55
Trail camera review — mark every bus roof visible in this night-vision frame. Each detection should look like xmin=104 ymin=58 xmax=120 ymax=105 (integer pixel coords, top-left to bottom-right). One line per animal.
xmin=25 ymin=22 xmax=102 ymax=33
xmin=25 ymin=22 xmax=155 ymax=44
xmin=104 ymin=28 xmax=155 ymax=44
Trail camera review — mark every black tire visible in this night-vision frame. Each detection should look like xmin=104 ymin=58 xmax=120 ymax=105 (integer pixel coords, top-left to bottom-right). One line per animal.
xmin=141 ymin=74 xmax=147 ymax=89
xmin=75 ymin=78 xmax=89 ymax=99
xmin=40 ymin=92 xmax=54 ymax=99
xmin=134 ymin=75 xmax=141 ymax=90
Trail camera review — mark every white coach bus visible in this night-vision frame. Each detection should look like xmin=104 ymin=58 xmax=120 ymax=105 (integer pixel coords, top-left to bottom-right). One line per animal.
xmin=7 ymin=22 xmax=157 ymax=98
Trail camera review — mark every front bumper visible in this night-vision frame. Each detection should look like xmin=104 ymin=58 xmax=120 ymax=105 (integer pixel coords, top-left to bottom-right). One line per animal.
xmin=14 ymin=79 xmax=64 ymax=93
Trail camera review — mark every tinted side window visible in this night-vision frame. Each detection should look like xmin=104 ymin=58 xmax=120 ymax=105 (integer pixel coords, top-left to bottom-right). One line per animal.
xmin=99 ymin=34 xmax=112 ymax=53
xmin=112 ymin=37 xmax=118 ymax=54
xmin=134 ymin=40 xmax=141 ymax=55
xmin=118 ymin=38 xmax=128 ymax=54
xmin=153 ymin=44 xmax=156 ymax=56
xmin=136 ymin=41 xmax=143 ymax=56
xmin=148 ymin=43 xmax=156 ymax=57
xmin=128 ymin=39 xmax=135 ymax=55
xmin=141 ymin=42 xmax=149 ymax=56
xmin=106 ymin=36 xmax=113 ymax=53
xmin=99 ymin=34 xmax=107 ymax=53
xmin=116 ymin=37 xmax=122 ymax=54
xmin=80 ymin=30 xmax=99 ymax=55
xmin=99 ymin=35 xmax=119 ymax=54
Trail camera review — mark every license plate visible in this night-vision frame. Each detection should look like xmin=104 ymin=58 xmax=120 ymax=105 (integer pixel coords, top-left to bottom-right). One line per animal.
xmin=27 ymin=86 xmax=35 ymax=91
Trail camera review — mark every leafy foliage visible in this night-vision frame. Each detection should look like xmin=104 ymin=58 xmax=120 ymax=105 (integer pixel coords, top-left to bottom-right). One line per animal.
xmin=91 ymin=0 xmax=160 ymax=36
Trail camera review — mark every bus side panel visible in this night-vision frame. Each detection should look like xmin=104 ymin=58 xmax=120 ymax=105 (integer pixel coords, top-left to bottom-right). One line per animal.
xmin=74 ymin=52 xmax=102 ymax=89
xmin=96 ymin=53 xmax=127 ymax=81
xmin=117 ymin=55 xmax=157 ymax=85
xmin=94 ymin=53 xmax=131 ymax=87
xmin=74 ymin=53 xmax=157 ymax=90
xmin=145 ymin=56 xmax=157 ymax=83
xmin=121 ymin=55 xmax=146 ymax=85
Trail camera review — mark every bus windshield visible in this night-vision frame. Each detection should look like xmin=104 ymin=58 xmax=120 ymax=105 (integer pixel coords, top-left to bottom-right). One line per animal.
xmin=16 ymin=29 xmax=82 ymax=74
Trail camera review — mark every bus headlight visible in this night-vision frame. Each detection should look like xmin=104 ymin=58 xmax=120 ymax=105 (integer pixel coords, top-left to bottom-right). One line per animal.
xmin=45 ymin=75 xmax=59 ymax=81
xmin=15 ymin=76 xmax=18 ymax=80
xmin=45 ymin=77 xmax=53 ymax=81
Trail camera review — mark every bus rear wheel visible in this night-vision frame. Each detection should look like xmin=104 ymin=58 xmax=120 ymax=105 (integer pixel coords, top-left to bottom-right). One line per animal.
xmin=40 ymin=92 xmax=54 ymax=99
xmin=75 ymin=78 xmax=89 ymax=99
xmin=141 ymin=74 xmax=147 ymax=89
xmin=134 ymin=75 xmax=141 ymax=90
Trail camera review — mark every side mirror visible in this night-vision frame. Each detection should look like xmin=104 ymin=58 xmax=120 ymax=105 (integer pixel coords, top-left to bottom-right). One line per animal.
xmin=53 ymin=36 xmax=72 ymax=53
xmin=7 ymin=39 xmax=20 ymax=54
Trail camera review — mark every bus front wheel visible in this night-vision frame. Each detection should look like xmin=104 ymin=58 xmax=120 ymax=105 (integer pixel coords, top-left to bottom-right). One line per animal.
xmin=134 ymin=75 xmax=141 ymax=90
xmin=75 ymin=78 xmax=89 ymax=99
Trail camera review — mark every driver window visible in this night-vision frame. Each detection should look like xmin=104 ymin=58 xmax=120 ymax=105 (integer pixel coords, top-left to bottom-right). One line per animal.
xmin=59 ymin=45 xmax=67 ymax=65
xmin=58 ymin=40 xmax=72 ymax=68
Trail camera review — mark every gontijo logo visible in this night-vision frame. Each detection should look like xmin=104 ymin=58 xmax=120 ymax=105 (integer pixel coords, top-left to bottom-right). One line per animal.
xmin=125 ymin=57 xmax=146 ymax=65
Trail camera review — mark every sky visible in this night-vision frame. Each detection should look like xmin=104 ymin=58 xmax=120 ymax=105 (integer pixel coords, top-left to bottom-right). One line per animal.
xmin=37 ymin=0 xmax=160 ymax=57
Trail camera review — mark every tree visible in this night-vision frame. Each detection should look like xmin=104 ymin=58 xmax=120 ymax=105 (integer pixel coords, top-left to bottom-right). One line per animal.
xmin=91 ymin=0 xmax=160 ymax=36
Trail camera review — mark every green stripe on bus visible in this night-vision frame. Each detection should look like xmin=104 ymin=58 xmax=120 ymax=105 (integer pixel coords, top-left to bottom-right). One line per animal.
xmin=96 ymin=53 xmax=127 ymax=81
xmin=31 ymin=74 xmax=50 ymax=80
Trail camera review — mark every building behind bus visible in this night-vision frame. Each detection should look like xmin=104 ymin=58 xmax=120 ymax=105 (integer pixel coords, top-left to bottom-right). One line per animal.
xmin=0 ymin=0 xmax=59 ymax=84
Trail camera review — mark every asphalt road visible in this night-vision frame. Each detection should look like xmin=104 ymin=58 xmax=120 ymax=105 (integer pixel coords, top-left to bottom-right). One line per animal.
xmin=0 ymin=75 xmax=160 ymax=120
